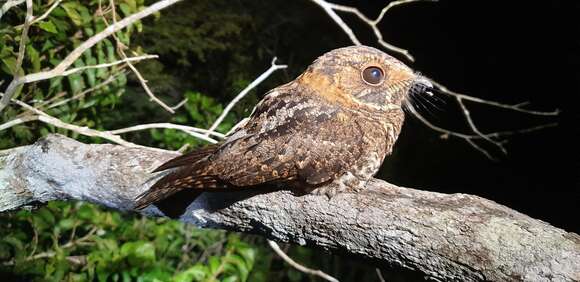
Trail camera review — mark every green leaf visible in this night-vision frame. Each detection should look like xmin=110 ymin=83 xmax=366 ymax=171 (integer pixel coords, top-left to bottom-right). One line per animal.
xmin=120 ymin=241 xmax=155 ymax=266
xmin=37 ymin=207 xmax=56 ymax=226
xmin=3 ymin=236 xmax=24 ymax=251
xmin=62 ymin=3 xmax=83 ymax=26
xmin=174 ymin=265 xmax=209 ymax=282
xmin=119 ymin=3 xmax=131 ymax=17
xmin=1 ymin=57 xmax=16 ymax=75
xmin=227 ymin=254 xmax=249 ymax=281
xmin=58 ymin=218 xmax=76 ymax=230
xmin=133 ymin=242 xmax=155 ymax=261
xmin=68 ymin=74 xmax=84 ymax=94
xmin=208 ymin=256 xmax=221 ymax=274
xmin=38 ymin=20 xmax=58 ymax=33
xmin=27 ymin=45 xmax=41 ymax=72
xmin=222 ymin=276 xmax=238 ymax=282
xmin=77 ymin=204 xmax=96 ymax=220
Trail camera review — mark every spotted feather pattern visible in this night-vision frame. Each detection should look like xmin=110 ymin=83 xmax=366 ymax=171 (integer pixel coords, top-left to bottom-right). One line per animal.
xmin=134 ymin=46 xmax=427 ymax=210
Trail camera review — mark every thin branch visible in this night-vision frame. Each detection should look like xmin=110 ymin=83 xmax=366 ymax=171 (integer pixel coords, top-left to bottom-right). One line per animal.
xmin=310 ymin=0 xmax=435 ymax=61
xmin=13 ymin=0 xmax=33 ymax=78
xmin=430 ymin=80 xmax=560 ymax=116
xmin=0 ymin=95 xmax=142 ymax=148
xmin=465 ymin=138 xmax=495 ymax=160
xmin=309 ymin=0 xmax=361 ymax=45
xmin=206 ymin=57 xmax=287 ymax=134
xmin=13 ymin=0 xmax=63 ymax=28
xmin=484 ymin=122 xmax=558 ymax=139
xmin=44 ymin=71 xmax=127 ymax=109
xmin=171 ymin=98 xmax=188 ymax=111
xmin=108 ymin=123 xmax=223 ymax=144
xmin=29 ymin=0 xmax=62 ymax=25
xmin=268 ymin=240 xmax=339 ymax=282
xmin=123 ymin=53 xmax=176 ymax=113
xmin=2 ymin=227 xmax=97 ymax=266
xmin=104 ymin=0 xmax=176 ymax=114
xmin=312 ymin=0 xmax=559 ymax=158
xmin=456 ymin=95 xmax=507 ymax=155
xmin=406 ymin=103 xmax=558 ymax=159
xmin=375 ymin=268 xmax=386 ymax=282
xmin=0 ymin=0 xmax=183 ymax=113
xmin=61 ymin=55 xmax=157 ymax=77
xmin=0 ymin=115 xmax=38 ymax=131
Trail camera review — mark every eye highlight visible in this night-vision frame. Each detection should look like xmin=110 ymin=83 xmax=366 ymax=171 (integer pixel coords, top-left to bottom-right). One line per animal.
xmin=361 ymin=66 xmax=385 ymax=85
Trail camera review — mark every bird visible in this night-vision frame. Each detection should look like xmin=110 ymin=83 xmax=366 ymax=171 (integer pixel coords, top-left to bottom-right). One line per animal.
xmin=134 ymin=45 xmax=432 ymax=214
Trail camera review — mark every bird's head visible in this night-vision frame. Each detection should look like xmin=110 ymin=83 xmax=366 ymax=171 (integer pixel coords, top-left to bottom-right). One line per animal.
xmin=297 ymin=45 xmax=432 ymax=112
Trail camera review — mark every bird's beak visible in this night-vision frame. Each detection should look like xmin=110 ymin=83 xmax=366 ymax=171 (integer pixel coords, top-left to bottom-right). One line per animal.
xmin=410 ymin=76 xmax=434 ymax=96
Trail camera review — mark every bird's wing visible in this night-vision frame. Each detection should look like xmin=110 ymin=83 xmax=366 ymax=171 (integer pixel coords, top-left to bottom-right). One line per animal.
xmin=212 ymin=91 xmax=367 ymax=187
xmin=135 ymin=91 xmax=368 ymax=210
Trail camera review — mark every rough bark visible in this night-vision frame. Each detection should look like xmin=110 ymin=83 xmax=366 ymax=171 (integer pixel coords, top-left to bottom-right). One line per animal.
xmin=0 ymin=134 xmax=578 ymax=281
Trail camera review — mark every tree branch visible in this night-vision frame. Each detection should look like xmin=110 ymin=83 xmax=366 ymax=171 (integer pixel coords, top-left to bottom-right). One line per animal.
xmin=267 ymin=240 xmax=339 ymax=282
xmin=206 ymin=57 xmax=288 ymax=134
xmin=313 ymin=0 xmax=560 ymax=160
xmin=0 ymin=0 xmax=183 ymax=113
xmin=309 ymin=0 xmax=434 ymax=61
xmin=1 ymin=134 xmax=578 ymax=281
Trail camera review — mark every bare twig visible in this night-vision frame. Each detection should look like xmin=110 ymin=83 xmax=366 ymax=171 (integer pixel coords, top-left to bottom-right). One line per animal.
xmin=12 ymin=0 xmax=33 ymax=78
xmin=13 ymin=0 xmax=62 ymax=28
xmin=0 ymin=0 xmax=183 ymax=113
xmin=0 ymin=101 xmax=219 ymax=149
xmin=0 ymin=94 xmax=142 ymax=148
xmin=0 ymin=115 xmax=37 ymax=131
xmin=375 ymin=268 xmax=386 ymax=282
xmin=123 ymin=53 xmax=177 ymax=113
xmin=268 ymin=240 xmax=339 ymax=282
xmin=456 ymin=95 xmax=507 ymax=155
xmin=430 ymin=80 xmax=560 ymax=116
xmin=103 ymin=0 xmax=177 ymax=114
xmin=206 ymin=57 xmax=287 ymax=134
xmin=60 ymin=54 xmax=157 ymax=77
xmin=2 ymin=227 xmax=97 ymax=266
xmin=310 ymin=0 xmax=435 ymax=61
xmin=29 ymin=0 xmax=62 ymax=25
xmin=406 ymin=103 xmax=558 ymax=159
xmin=108 ymin=123 xmax=223 ymax=144
xmin=171 ymin=98 xmax=188 ymax=111
xmin=312 ymin=0 xmax=559 ymax=159
xmin=44 ymin=71 xmax=127 ymax=109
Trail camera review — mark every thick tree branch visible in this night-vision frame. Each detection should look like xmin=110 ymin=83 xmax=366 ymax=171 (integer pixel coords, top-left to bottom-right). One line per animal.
xmin=1 ymin=135 xmax=578 ymax=281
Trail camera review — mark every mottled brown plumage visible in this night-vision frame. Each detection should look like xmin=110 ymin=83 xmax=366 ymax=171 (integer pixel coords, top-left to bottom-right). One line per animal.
xmin=134 ymin=46 xmax=432 ymax=211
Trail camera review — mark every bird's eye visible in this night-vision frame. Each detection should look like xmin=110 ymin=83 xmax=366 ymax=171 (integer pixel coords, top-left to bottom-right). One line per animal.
xmin=361 ymin=66 xmax=385 ymax=85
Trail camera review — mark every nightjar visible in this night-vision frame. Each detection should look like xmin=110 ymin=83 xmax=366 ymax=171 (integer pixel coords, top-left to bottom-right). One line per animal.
xmin=135 ymin=45 xmax=432 ymax=213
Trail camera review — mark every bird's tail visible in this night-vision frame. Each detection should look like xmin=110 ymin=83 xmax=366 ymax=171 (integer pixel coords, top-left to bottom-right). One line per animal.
xmin=134 ymin=145 xmax=221 ymax=212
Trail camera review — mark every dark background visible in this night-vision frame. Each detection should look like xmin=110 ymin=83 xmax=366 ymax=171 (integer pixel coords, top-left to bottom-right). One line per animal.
xmin=136 ymin=0 xmax=580 ymax=279
xmin=302 ymin=0 xmax=580 ymax=233
xmin=2 ymin=1 xmax=577 ymax=281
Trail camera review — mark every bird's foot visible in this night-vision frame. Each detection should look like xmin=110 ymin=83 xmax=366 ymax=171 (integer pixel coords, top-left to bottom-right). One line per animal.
xmin=310 ymin=172 xmax=365 ymax=199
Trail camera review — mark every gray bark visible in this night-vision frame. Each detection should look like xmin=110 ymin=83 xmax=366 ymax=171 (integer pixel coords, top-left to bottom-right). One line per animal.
xmin=0 ymin=134 xmax=578 ymax=281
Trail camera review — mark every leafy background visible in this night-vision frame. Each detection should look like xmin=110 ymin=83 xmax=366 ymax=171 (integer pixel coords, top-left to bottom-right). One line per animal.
xmin=0 ymin=0 xmax=376 ymax=281
xmin=1 ymin=0 xmax=578 ymax=281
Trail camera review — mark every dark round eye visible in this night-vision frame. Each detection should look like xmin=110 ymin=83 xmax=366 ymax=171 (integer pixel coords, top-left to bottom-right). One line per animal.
xmin=362 ymin=66 xmax=385 ymax=85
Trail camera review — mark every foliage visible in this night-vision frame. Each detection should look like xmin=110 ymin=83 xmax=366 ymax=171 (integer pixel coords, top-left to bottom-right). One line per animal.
xmin=0 ymin=201 xmax=256 ymax=282
xmin=0 ymin=0 xmax=144 ymax=148
xmin=150 ymin=91 xmax=236 ymax=150
xmin=0 ymin=1 xmax=259 ymax=281
xmin=0 ymin=0 xmax=382 ymax=281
